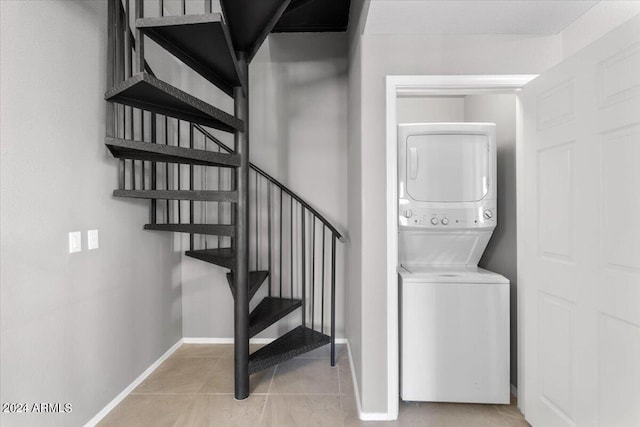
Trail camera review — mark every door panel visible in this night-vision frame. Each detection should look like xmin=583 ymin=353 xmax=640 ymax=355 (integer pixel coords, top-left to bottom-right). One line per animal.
xmin=521 ymin=14 xmax=640 ymax=427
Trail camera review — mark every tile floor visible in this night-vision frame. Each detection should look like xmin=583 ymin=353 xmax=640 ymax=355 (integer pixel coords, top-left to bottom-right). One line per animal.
xmin=98 ymin=343 xmax=530 ymax=427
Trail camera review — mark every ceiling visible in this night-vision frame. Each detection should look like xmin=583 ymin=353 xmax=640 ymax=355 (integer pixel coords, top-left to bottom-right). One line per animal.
xmin=364 ymin=0 xmax=599 ymax=35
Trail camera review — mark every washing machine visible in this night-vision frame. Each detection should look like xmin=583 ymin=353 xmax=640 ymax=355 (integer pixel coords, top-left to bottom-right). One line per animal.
xmin=397 ymin=123 xmax=510 ymax=404
xmin=399 ymin=265 xmax=510 ymax=403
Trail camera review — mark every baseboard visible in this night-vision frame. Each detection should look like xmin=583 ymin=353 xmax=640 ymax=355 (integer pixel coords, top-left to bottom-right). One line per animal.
xmin=183 ymin=337 xmax=348 ymax=345
xmin=84 ymin=339 xmax=183 ymax=427
xmin=345 ymin=341 xmax=395 ymax=421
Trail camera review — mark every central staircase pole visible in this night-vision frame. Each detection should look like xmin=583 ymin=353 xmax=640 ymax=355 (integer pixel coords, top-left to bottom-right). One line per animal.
xmin=234 ymin=52 xmax=250 ymax=400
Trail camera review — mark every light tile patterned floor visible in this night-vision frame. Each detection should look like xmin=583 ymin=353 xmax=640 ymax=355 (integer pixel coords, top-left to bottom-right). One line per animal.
xmin=98 ymin=343 xmax=530 ymax=426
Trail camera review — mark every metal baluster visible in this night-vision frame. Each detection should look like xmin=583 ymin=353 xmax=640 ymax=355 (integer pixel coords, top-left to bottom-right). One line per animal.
xmin=124 ymin=0 xmax=131 ymax=78
xmin=202 ymin=134 xmax=207 ymax=250
xmin=141 ymin=111 xmax=146 ymax=189
xmin=267 ymin=183 xmax=272 ymax=297
xmin=135 ymin=0 xmax=144 ymax=73
xmin=177 ymin=120 xmax=181 ymax=224
xmin=120 ymin=106 xmax=125 ymax=188
xmin=181 ymin=0 xmax=186 ymax=15
xmin=204 ymin=0 xmax=212 ymax=13
xmin=118 ymin=4 xmax=125 ymax=83
xmin=130 ymin=109 xmax=135 ymax=189
xmin=301 ymin=207 xmax=306 ymax=327
xmin=321 ymin=226 xmax=325 ymax=334
xmin=330 ymin=233 xmax=336 ymax=366
xmin=189 ymin=124 xmax=194 ymax=250
xmin=106 ymin=0 xmax=116 ymax=137
xmin=165 ymin=116 xmax=169 ymax=223
xmin=290 ymin=195 xmax=293 ymax=298
xmin=134 ymin=0 xmax=144 ymax=192
xmin=151 ymin=113 xmax=157 ymax=223
xmin=218 ymin=144 xmax=222 ymax=248
xmin=159 ymin=0 xmax=163 ymax=17
xmin=255 ymin=172 xmax=259 ymax=270
xmin=115 ymin=2 xmax=125 ymax=189
xmin=279 ymin=190 xmax=283 ymax=297
xmin=119 ymin=113 xmax=125 ymax=189
xmin=311 ymin=217 xmax=315 ymax=330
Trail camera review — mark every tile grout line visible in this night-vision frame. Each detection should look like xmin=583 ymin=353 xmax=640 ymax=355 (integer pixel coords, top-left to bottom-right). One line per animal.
xmin=256 ymin=362 xmax=278 ymax=426
xmin=336 ymin=353 xmax=346 ymax=427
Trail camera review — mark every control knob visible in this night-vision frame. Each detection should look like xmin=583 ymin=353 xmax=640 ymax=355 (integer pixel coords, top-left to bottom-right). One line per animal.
xmin=430 ymin=217 xmax=439 ymax=225
xmin=403 ymin=210 xmax=413 ymax=218
xmin=483 ymin=209 xmax=493 ymax=220
xmin=441 ymin=217 xmax=449 ymax=225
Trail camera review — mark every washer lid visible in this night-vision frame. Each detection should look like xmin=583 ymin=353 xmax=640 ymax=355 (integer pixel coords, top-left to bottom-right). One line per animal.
xmin=399 ymin=265 xmax=509 ymax=284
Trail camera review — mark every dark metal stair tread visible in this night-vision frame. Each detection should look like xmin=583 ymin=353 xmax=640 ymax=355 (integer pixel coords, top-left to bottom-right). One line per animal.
xmin=185 ymin=247 xmax=235 ymax=269
xmin=144 ymin=223 xmax=235 ymax=237
xmin=113 ymin=189 xmax=237 ymax=202
xmin=249 ymin=297 xmax=302 ymax=338
xmin=220 ymin=0 xmax=292 ymax=61
xmin=248 ymin=326 xmax=330 ymax=374
xmin=106 ymin=137 xmax=240 ymax=167
xmin=226 ymin=271 xmax=268 ymax=301
xmin=104 ymin=72 xmax=243 ymax=132
xmin=136 ymin=14 xmax=245 ymax=96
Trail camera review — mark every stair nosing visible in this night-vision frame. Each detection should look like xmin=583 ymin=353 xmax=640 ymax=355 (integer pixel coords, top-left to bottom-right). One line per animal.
xmin=113 ymin=189 xmax=237 ymax=202
xmin=143 ymin=223 xmax=235 ymax=236
xmin=105 ymin=137 xmax=241 ymax=167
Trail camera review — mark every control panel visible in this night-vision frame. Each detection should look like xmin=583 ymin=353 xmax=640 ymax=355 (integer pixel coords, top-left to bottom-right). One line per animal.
xmin=399 ymin=203 xmax=496 ymax=229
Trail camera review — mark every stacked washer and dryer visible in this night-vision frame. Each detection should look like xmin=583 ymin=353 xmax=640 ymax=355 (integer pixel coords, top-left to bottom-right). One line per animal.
xmin=398 ymin=123 xmax=510 ymax=404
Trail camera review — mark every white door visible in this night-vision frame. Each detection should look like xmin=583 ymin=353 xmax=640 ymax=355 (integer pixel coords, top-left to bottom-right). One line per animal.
xmin=520 ymin=14 xmax=640 ymax=427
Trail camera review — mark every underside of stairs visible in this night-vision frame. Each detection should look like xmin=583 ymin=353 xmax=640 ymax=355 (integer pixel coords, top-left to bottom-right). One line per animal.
xmin=105 ymin=0 xmax=347 ymax=400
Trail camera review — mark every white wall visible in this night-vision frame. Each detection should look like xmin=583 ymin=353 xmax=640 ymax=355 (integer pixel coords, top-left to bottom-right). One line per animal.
xmin=0 ymin=2 xmax=182 ymax=426
xmin=349 ymin=31 xmax=562 ymax=414
xmin=465 ymin=94 xmax=518 ymax=388
xmin=396 ymin=96 xmax=465 ymax=123
xmin=561 ymin=0 xmax=640 ymax=59
xmin=180 ymin=33 xmax=349 ymax=339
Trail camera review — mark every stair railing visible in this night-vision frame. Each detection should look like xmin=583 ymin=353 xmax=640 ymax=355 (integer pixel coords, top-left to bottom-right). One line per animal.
xmin=108 ymin=0 xmax=345 ymax=369
xmin=193 ymin=124 xmax=344 ymax=363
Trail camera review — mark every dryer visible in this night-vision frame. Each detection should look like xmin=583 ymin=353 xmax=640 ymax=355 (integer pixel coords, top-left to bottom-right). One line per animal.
xmin=398 ymin=122 xmax=497 ymax=267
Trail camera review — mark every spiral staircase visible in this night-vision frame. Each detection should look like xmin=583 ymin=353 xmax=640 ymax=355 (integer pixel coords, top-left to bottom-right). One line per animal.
xmin=105 ymin=0 xmax=349 ymax=399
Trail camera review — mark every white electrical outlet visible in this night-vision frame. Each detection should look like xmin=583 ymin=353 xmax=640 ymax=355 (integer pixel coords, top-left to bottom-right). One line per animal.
xmin=69 ymin=231 xmax=82 ymax=253
xmin=88 ymin=229 xmax=99 ymax=250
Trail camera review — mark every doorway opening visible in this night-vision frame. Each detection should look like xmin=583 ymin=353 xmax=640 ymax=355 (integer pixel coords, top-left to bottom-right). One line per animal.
xmin=384 ymin=75 xmax=536 ymax=418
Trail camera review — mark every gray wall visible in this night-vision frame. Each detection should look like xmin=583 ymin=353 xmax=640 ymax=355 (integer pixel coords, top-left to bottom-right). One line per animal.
xmin=465 ymin=94 xmax=518 ymax=387
xmin=0 ymin=2 xmax=182 ymax=426
xmin=181 ymin=33 xmax=349 ymax=339
xmin=346 ymin=0 xmax=368 ymax=405
xmin=347 ymin=28 xmax=563 ymax=414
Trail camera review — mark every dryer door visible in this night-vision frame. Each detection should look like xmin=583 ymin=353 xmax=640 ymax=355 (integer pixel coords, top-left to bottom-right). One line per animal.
xmin=406 ymin=133 xmax=489 ymax=202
